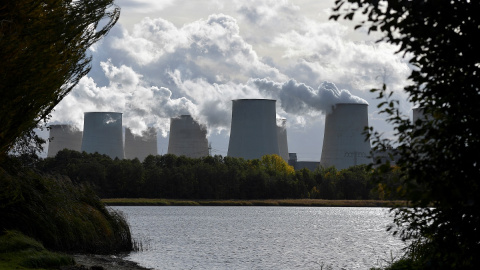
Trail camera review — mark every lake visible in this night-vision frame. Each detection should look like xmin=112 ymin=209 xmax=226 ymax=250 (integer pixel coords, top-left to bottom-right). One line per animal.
xmin=113 ymin=206 xmax=405 ymax=270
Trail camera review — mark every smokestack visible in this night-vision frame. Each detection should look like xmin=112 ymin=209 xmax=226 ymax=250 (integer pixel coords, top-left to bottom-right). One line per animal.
xmin=227 ymin=99 xmax=279 ymax=160
xmin=124 ymin=127 xmax=158 ymax=161
xmin=277 ymin=118 xmax=289 ymax=162
xmin=81 ymin=112 xmax=124 ymax=159
xmin=320 ymin=103 xmax=371 ymax=170
xmin=167 ymin=115 xmax=209 ymax=158
xmin=47 ymin=124 xmax=82 ymax=157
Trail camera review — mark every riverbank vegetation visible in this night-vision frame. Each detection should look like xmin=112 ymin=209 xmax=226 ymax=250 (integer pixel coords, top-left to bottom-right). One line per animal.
xmin=37 ymin=150 xmax=403 ymax=201
xmin=103 ymin=198 xmax=407 ymax=207
xmin=0 ymin=157 xmax=134 ymax=254
xmin=0 ymin=230 xmax=74 ymax=270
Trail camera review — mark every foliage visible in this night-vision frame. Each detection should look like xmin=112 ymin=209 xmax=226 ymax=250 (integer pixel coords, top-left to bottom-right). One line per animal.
xmin=0 ymin=230 xmax=75 ymax=269
xmin=0 ymin=161 xmax=134 ymax=254
xmin=331 ymin=0 xmax=480 ymax=269
xmin=0 ymin=0 xmax=120 ymax=160
xmin=36 ymin=150 xmax=383 ymax=200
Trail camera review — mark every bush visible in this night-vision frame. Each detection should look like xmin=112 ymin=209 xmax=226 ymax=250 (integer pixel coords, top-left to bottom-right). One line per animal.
xmin=0 ymin=161 xmax=134 ymax=254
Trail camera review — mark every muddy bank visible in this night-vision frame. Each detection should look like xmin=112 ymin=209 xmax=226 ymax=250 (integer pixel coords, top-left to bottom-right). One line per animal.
xmin=61 ymin=254 xmax=152 ymax=270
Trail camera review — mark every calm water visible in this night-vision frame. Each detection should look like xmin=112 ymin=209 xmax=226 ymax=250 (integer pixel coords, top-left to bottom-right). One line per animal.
xmin=113 ymin=206 xmax=405 ymax=270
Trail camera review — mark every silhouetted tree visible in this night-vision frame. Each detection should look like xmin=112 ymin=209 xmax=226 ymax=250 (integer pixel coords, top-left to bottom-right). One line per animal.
xmin=0 ymin=0 xmax=120 ymax=161
xmin=331 ymin=0 xmax=480 ymax=268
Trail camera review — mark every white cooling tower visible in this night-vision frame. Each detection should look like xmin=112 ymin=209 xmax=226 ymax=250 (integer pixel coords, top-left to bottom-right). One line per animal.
xmin=277 ymin=118 xmax=289 ymax=162
xmin=227 ymin=99 xmax=279 ymax=160
xmin=47 ymin=125 xmax=82 ymax=157
xmin=412 ymin=107 xmax=427 ymax=123
xmin=320 ymin=103 xmax=372 ymax=170
xmin=167 ymin=115 xmax=209 ymax=158
xmin=81 ymin=112 xmax=124 ymax=159
xmin=124 ymin=127 xmax=157 ymax=161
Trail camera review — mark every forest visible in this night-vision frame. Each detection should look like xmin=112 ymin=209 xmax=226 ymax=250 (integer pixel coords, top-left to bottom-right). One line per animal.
xmin=32 ymin=149 xmax=402 ymax=200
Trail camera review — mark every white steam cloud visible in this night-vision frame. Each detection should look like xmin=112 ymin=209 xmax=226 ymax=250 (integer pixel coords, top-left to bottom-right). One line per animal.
xmin=49 ymin=8 xmax=409 ymax=146
xmin=252 ymin=78 xmax=367 ymax=115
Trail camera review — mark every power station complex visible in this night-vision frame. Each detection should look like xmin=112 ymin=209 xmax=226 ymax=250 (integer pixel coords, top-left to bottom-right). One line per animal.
xmin=125 ymin=127 xmax=157 ymax=161
xmin=167 ymin=115 xmax=209 ymax=158
xmin=227 ymin=99 xmax=280 ymax=160
xmin=47 ymin=100 xmax=419 ymax=170
xmin=320 ymin=103 xmax=372 ymax=170
xmin=47 ymin=125 xmax=83 ymax=158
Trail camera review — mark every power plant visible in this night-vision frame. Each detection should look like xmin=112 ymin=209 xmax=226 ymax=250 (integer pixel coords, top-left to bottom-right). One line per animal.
xmin=81 ymin=112 xmax=124 ymax=159
xmin=45 ymin=100 xmax=380 ymax=170
xmin=124 ymin=127 xmax=158 ymax=161
xmin=277 ymin=118 xmax=289 ymax=162
xmin=47 ymin=125 xmax=82 ymax=157
xmin=167 ymin=115 xmax=209 ymax=158
xmin=227 ymin=99 xmax=279 ymax=160
xmin=320 ymin=103 xmax=372 ymax=170
xmin=412 ymin=107 xmax=428 ymax=123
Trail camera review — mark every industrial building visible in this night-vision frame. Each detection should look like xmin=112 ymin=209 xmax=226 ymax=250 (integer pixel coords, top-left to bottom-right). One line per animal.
xmin=288 ymin=153 xmax=320 ymax=171
xmin=320 ymin=103 xmax=372 ymax=170
xmin=277 ymin=119 xmax=289 ymax=162
xmin=124 ymin=127 xmax=158 ymax=161
xmin=167 ymin=115 xmax=209 ymax=158
xmin=47 ymin=124 xmax=82 ymax=157
xmin=227 ymin=99 xmax=279 ymax=160
xmin=81 ymin=112 xmax=124 ymax=159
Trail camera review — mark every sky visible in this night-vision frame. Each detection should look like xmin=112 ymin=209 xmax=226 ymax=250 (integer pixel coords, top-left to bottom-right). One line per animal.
xmin=44 ymin=0 xmax=413 ymax=160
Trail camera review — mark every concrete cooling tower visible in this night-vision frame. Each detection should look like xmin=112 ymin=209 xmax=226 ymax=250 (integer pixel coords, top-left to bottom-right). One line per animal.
xmin=412 ymin=107 xmax=428 ymax=123
xmin=167 ymin=115 xmax=209 ymax=158
xmin=320 ymin=103 xmax=372 ymax=170
xmin=124 ymin=127 xmax=157 ymax=161
xmin=47 ymin=125 xmax=82 ymax=157
xmin=227 ymin=99 xmax=279 ymax=160
xmin=277 ymin=119 xmax=289 ymax=162
xmin=81 ymin=112 xmax=124 ymax=159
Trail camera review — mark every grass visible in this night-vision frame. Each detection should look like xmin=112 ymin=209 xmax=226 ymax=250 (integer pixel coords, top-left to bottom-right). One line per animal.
xmin=0 ymin=166 xmax=134 ymax=254
xmin=102 ymin=198 xmax=408 ymax=207
xmin=0 ymin=230 xmax=74 ymax=270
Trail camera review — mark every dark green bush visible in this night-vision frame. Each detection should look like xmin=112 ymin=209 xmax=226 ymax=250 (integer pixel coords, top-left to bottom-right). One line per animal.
xmin=0 ymin=162 xmax=134 ymax=254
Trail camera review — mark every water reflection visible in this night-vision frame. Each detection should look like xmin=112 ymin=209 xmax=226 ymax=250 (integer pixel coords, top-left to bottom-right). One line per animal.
xmin=113 ymin=206 xmax=404 ymax=270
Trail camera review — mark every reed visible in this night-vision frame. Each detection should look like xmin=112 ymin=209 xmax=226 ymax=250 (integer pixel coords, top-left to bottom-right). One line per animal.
xmin=0 ymin=167 xmax=134 ymax=254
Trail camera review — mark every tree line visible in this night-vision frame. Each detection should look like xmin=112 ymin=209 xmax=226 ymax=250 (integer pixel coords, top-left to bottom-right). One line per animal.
xmin=33 ymin=149 xmax=401 ymax=200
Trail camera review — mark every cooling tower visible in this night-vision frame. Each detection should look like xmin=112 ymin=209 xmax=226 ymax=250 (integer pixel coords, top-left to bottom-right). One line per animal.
xmin=47 ymin=125 xmax=82 ymax=157
xmin=227 ymin=99 xmax=279 ymax=160
xmin=124 ymin=127 xmax=158 ymax=161
xmin=81 ymin=112 xmax=124 ymax=159
xmin=412 ymin=107 xmax=423 ymax=123
xmin=277 ymin=119 xmax=289 ymax=162
xmin=167 ymin=115 xmax=209 ymax=158
xmin=320 ymin=103 xmax=372 ymax=170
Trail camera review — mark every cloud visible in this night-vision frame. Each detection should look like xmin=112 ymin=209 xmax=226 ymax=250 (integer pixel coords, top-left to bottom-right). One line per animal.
xmin=115 ymin=0 xmax=175 ymax=13
xmin=50 ymin=6 xmax=411 ymax=154
xmin=251 ymin=78 xmax=367 ymax=115
xmin=51 ymin=61 xmax=196 ymax=137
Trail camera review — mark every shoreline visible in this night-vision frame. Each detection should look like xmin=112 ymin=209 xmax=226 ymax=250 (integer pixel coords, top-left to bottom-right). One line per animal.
xmin=62 ymin=254 xmax=151 ymax=270
xmin=102 ymin=198 xmax=407 ymax=208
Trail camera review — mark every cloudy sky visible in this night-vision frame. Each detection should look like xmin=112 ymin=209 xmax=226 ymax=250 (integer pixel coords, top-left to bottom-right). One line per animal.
xmin=46 ymin=0 xmax=413 ymax=160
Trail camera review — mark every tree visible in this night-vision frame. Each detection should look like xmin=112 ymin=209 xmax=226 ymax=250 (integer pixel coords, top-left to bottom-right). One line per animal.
xmin=331 ymin=0 xmax=480 ymax=269
xmin=0 ymin=0 xmax=120 ymax=161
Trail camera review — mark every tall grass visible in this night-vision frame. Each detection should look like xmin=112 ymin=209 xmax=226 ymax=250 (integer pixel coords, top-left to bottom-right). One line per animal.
xmin=0 ymin=230 xmax=75 ymax=269
xmin=0 ymin=166 xmax=134 ymax=254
